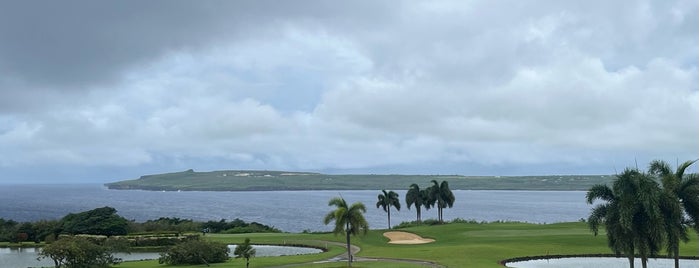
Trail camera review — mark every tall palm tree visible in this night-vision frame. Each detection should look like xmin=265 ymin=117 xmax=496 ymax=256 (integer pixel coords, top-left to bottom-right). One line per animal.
xmin=406 ymin=184 xmax=425 ymax=222
xmin=421 ymin=188 xmax=432 ymax=219
xmin=428 ymin=180 xmax=455 ymax=223
xmin=376 ymin=190 xmax=400 ymax=229
xmin=323 ymin=197 xmax=369 ymax=267
xmin=649 ymin=159 xmax=699 ymax=268
xmin=587 ymin=183 xmax=631 ymax=266
xmin=587 ymin=168 xmax=664 ymax=268
xmin=234 ymin=238 xmax=256 ymax=268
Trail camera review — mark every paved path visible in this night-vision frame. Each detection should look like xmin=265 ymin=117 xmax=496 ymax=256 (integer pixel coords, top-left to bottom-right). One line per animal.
xmin=270 ymin=240 xmax=445 ymax=268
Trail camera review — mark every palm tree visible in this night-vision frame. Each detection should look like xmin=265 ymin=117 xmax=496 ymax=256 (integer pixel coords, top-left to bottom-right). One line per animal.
xmin=587 ymin=183 xmax=631 ymax=266
xmin=234 ymin=238 xmax=256 ymax=268
xmin=421 ymin=188 xmax=432 ymax=219
xmin=406 ymin=184 xmax=425 ymax=222
xmin=323 ymin=197 xmax=369 ymax=267
xmin=649 ymin=159 xmax=699 ymax=268
xmin=428 ymin=180 xmax=455 ymax=223
xmin=587 ymin=168 xmax=664 ymax=268
xmin=376 ymin=190 xmax=401 ymax=229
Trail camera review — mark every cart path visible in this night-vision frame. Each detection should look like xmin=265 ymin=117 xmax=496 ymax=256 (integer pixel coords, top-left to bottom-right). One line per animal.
xmin=269 ymin=240 xmax=445 ymax=267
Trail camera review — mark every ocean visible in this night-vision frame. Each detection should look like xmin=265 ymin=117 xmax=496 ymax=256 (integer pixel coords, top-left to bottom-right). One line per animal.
xmin=0 ymin=184 xmax=592 ymax=232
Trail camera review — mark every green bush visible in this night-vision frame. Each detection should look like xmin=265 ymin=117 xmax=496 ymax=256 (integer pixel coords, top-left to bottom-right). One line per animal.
xmin=158 ymin=239 xmax=229 ymax=265
xmin=222 ymin=223 xmax=281 ymax=234
xmin=59 ymin=207 xmax=129 ymax=236
xmin=394 ymin=219 xmax=443 ymax=229
xmin=202 ymin=219 xmax=281 ymax=233
xmin=38 ymin=236 xmax=123 ymax=268
xmin=128 ymin=234 xmax=197 ymax=247
xmin=450 ymin=218 xmax=480 ymax=224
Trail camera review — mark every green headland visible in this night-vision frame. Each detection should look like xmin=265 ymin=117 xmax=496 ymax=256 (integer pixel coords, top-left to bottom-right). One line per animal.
xmin=105 ymin=169 xmax=613 ymax=191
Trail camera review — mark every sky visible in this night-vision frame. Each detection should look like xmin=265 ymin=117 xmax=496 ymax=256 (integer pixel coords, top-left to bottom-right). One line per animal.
xmin=0 ymin=0 xmax=697 ymax=183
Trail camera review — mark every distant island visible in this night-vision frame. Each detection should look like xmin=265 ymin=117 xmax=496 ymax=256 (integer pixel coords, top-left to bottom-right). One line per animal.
xmin=104 ymin=169 xmax=614 ymax=191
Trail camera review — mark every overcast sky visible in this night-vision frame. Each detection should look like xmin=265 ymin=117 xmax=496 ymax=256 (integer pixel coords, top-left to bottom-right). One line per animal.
xmin=0 ymin=0 xmax=697 ymax=183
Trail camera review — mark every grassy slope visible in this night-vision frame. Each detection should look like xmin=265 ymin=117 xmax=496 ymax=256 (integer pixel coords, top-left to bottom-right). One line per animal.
xmin=105 ymin=169 xmax=614 ymax=191
xmin=117 ymin=222 xmax=699 ymax=268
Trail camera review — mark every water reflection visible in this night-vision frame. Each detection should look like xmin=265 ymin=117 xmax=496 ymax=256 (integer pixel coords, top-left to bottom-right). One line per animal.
xmin=0 ymin=245 xmax=322 ymax=267
xmin=507 ymin=257 xmax=699 ymax=268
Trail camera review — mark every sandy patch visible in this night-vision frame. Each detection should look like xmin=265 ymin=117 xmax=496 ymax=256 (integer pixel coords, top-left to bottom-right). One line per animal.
xmin=383 ymin=231 xmax=436 ymax=244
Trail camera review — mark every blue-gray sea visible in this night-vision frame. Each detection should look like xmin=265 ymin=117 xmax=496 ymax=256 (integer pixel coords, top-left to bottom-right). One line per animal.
xmin=0 ymin=184 xmax=592 ymax=232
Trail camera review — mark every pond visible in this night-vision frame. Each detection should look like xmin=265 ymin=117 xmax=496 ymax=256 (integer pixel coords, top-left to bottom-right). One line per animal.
xmin=0 ymin=245 xmax=322 ymax=267
xmin=506 ymin=257 xmax=699 ymax=268
xmin=0 ymin=247 xmax=160 ymax=268
xmin=228 ymin=244 xmax=323 ymax=256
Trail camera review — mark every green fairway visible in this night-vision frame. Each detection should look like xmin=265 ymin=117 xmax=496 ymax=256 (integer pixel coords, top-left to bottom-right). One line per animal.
xmin=114 ymin=221 xmax=699 ymax=268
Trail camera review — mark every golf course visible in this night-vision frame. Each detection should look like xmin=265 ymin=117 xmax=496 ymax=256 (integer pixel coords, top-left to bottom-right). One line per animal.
xmin=115 ymin=221 xmax=699 ymax=267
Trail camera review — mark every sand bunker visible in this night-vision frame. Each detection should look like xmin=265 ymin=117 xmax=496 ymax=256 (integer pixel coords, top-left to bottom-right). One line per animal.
xmin=383 ymin=231 xmax=436 ymax=244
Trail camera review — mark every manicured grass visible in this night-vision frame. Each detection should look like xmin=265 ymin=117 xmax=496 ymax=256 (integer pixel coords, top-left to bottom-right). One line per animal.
xmin=118 ymin=259 xmax=425 ymax=268
xmin=351 ymin=222 xmax=606 ymax=267
xmin=288 ymin=262 xmax=429 ymax=267
xmin=116 ymin=222 xmax=699 ymax=268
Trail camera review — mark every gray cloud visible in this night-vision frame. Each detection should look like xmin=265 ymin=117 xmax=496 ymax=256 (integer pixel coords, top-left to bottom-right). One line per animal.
xmin=0 ymin=0 xmax=394 ymax=88
xmin=0 ymin=0 xmax=697 ymax=182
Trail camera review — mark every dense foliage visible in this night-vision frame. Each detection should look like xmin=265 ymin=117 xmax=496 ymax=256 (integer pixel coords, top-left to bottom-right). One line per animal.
xmin=60 ymin=207 xmax=129 ymax=236
xmin=38 ymin=236 xmax=126 ymax=268
xmin=202 ymin=218 xmax=281 ymax=233
xmin=130 ymin=217 xmax=199 ymax=234
xmin=0 ymin=213 xmax=280 ymax=243
xmin=0 ymin=218 xmax=59 ymax=243
xmin=158 ymin=238 xmax=229 ymax=265
xmin=649 ymin=159 xmax=699 ymax=268
xmin=587 ymin=159 xmax=699 ymax=268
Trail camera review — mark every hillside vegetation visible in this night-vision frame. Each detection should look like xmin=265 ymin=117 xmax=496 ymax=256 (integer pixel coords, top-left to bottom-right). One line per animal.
xmin=105 ymin=169 xmax=612 ymax=191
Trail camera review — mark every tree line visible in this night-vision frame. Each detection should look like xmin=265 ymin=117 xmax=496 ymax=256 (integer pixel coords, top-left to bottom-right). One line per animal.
xmin=587 ymin=159 xmax=698 ymax=268
xmin=0 ymin=207 xmax=270 ymax=267
xmin=0 ymin=207 xmax=279 ymax=244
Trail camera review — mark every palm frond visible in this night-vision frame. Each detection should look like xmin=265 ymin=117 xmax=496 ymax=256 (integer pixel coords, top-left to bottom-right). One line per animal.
xmin=586 ymin=184 xmax=614 ymax=204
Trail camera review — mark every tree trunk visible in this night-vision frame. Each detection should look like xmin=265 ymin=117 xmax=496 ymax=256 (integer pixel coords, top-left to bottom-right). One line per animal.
xmin=641 ymin=257 xmax=647 ymax=268
xmin=346 ymin=231 xmax=352 ymax=267
xmin=674 ymin=251 xmax=679 ymax=268
xmin=627 ymin=256 xmax=634 ymax=268
xmin=246 ymin=257 xmax=250 ymax=268
xmin=387 ymin=207 xmax=391 ymax=229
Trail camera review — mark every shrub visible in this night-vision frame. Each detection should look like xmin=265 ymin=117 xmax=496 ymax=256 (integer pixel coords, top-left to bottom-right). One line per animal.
xmin=450 ymin=218 xmax=479 ymax=224
xmin=127 ymin=234 xmax=197 ymax=247
xmin=422 ymin=219 xmax=441 ymax=225
xmin=59 ymin=207 xmax=129 ymax=236
xmin=158 ymin=238 xmax=229 ymax=265
xmin=393 ymin=221 xmax=421 ymax=229
xmin=38 ymin=236 xmax=123 ymax=268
